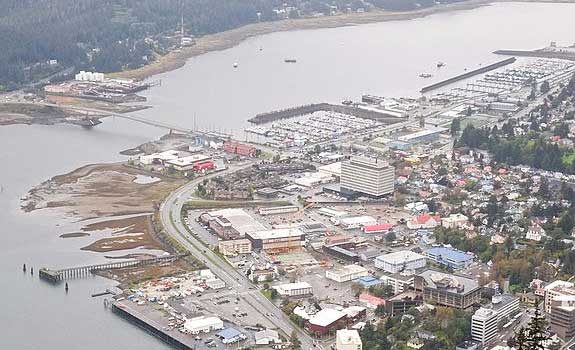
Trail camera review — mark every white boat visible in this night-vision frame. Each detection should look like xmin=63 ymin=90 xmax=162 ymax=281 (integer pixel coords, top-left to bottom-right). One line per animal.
xmin=233 ymin=62 xmax=238 ymax=68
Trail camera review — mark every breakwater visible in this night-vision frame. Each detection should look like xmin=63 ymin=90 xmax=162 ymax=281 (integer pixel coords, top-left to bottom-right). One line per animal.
xmin=494 ymin=49 xmax=575 ymax=61
xmin=420 ymin=57 xmax=517 ymax=93
xmin=248 ymin=102 xmax=405 ymax=125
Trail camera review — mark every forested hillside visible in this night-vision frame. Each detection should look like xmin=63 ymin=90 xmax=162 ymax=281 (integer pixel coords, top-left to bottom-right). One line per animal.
xmin=0 ymin=0 xmax=462 ymax=90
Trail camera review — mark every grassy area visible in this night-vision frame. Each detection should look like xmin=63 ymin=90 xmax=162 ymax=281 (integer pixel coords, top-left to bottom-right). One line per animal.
xmin=562 ymin=150 xmax=575 ymax=166
xmin=183 ymin=200 xmax=291 ymax=210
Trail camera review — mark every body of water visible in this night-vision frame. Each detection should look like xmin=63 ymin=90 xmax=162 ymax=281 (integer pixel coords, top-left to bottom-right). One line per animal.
xmin=1 ymin=2 xmax=574 ymax=349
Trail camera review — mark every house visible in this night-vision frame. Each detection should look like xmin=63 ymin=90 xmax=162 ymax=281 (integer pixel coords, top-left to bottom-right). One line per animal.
xmin=359 ymin=293 xmax=386 ymax=309
xmin=526 ymin=222 xmax=546 ymax=241
xmin=441 ymin=213 xmax=469 ymax=229
xmin=255 ymin=329 xmax=281 ymax=345
xmin=407 ymin=213 xmax=441 ymax=230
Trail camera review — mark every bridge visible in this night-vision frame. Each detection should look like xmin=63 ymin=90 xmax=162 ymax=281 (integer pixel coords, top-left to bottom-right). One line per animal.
xmin=39 ymin=254 xmax=186 ymax=283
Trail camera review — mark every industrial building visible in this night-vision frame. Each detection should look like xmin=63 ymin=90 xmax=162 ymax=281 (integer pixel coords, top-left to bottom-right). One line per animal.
xmin=339 ymin=216 xmax=378 ymax=230
xmin=218 ymin=239 xmax=252 ymax=256
xmin=223 ymin=141 xmax=257 ymax=157
xmin=425 ymin=246 xmax=474 ymax=270
xmin=246 ymin=228 xmax=305 ymax=254
xmin=258 ymin=205 xmax=299 ymax=216
xmin=273 ymin=282 xmax=313 ymax=297
xmin=396 ymin=127 xmax=448 ymax=145
xmin=200 ymin=208 xmax=266 ymax=239
xmin=165 ymin=154 xmax=211 ymax=171
xmin=336 ymin=329 xmax=363 ymax=350
xmin=318 ymin=207 xmax=348 ymax=218
xmin=375 ymin=250 xmax=426 ymax=273
xmin=340 ymin=156 xmax=395 ymax=198
xmin=323 ymin=245 xmax=360 ymax=263
xmin=216 ymin=328 xmax=246 ymax=344
xmin=471 ymin=294 xmax=520 ymax=345
xmin=414 ymin=270 xmax=481 ymax=309
xmin=139 ymin=150 xmax=180 ymax=165
xmin=326 ymin=264 xmax=369 ymax=283
xmin=183 ymin=316 xmax=224 ymax=334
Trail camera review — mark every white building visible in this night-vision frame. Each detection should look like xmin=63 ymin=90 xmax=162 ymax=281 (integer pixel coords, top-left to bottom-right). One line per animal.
xmin=526 ymin=223 xmax=546 ymax=242
xmin=471 ymin=294 xmax=520 ymax=345
xmin=184 ymin=316 xmax=224 ymax=334
xmin=339 ymin=216 xmax=377 ymax=230
xmin=218 ymin=239 xmax=252 ymax=256
xmin=318 ymin=207 xmax=348 ymax=218
xmin=206 ymin=278 xmax=226 ymax=290
xmin=336 ymin=329 xmax=363 ymax=350
xmin=326 ymin=264 xmax=369 ymax=283
xmin=255 ymin=329 xmax=282 ymax=345
xmin=139 ymin=150 xmax=180 ymax=165
xmin=340 ymin=156 xmax=395 ymax=197
xmin=544 ymin=280 xmax=575 ymax=314
xmin=380 ymin=271 xmax=415 ymax=294
xmin=375 ymin=250 xmax=426 ymax=273
xmin=441 ymin=213 xmax=469 ymax=229
xmin=165 ymin=154 xmax=210 ymax=171
xmin=273 ymin=282 xmax=313 ymax=297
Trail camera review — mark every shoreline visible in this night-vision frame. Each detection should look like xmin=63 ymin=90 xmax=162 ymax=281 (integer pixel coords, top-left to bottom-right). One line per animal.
xmin=109 ymin=0 xmax=575 ymax=82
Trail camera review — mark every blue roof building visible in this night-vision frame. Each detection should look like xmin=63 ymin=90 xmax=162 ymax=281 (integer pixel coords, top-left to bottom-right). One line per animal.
xmin=424 ymin=246 xmax=474 ymax=270
xmin=216 ymin=328 xmax=245 ymax=344
xmin=357 ymin=276 xmax=383 ymax=287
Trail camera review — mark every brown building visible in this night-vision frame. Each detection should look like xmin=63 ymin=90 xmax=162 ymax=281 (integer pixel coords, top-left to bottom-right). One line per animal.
xmin=385 ymin=291 xmax=423 ymax=317
xmin=218 ymin=239 xmax=252 ymax=256
xmin=414 ymin=270 xmax=481 ymax=309
xmin=550 ymin=305 xmax=575 ymax=341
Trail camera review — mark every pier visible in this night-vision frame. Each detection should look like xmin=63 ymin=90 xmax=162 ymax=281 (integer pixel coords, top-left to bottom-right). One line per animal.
xmin=248 ymin=102 xmax=405 ymax=125
xmin=420 ymin=57 xmax=517 ymax=93
xmin=494 ymin=49 xmax=575 ymax=61
xmin=39 ymin=254 xmax=185 ymax=283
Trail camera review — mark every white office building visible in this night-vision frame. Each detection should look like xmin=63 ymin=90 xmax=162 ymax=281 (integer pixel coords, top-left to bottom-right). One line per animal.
xmin=471 ymin=294 xmax=520 ymax=345
xmin=544 ymin=280 xmax=575 ymax=314
xmin=273 ymin=282 xmax=313 ymax=297
xmin=336 ymin=329 xmax=363 ymax=350
xmin=375 ymin=250 xmax=426 ymax=273
xmin=340 ymin=156 xmax=395 ymax=197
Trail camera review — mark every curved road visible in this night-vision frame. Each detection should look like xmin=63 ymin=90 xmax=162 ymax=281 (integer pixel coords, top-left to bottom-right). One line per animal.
xmin=159 ymin=162 xmax=318 ymax=349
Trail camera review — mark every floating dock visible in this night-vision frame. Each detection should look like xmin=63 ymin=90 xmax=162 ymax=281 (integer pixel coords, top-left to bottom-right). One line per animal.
xmin=248 ymin=102 xmax=405 ymax=125
xmin=420 ymin=57 xmax=517 ymax=93
xmin=39 ymin=254 xmax=185 ymax=283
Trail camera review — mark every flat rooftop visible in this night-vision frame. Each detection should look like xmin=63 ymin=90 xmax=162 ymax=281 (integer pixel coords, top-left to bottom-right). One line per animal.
xmin=248 ymin=228 xmax=305 ymax=240
xmin=205 ymin=208 xmax=266 ymax=236
xmin=376 ymin=250 xmax=425 ymax=264
xmin=418 ymin=269 xmax=479 ymax=294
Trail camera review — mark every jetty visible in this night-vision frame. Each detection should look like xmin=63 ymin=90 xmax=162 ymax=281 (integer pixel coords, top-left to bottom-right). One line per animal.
xmin=494 ymin=49 xmax=575 ymax=61
xmin=420 ymin=57 xmax=516 ymax=93
xmin=39 ymin=254 xmax=185 ymax=283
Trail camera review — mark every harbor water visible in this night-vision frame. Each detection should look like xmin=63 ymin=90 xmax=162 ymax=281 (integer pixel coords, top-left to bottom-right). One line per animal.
xmin=1 ymin=2 xmax=575 ymax=349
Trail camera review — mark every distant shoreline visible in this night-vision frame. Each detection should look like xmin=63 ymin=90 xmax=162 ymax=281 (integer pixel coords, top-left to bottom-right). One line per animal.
xmin=108 ymin=0 xmax=575 ymax=82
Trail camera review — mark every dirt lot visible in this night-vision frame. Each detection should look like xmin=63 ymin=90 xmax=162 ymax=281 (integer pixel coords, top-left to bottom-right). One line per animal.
xmin=97 ymin=259 xmax=192 ymax=288
xmin=22 ymin=162 xmax=186 ymax=218
xmin=0 ymin=102 xmax=106 ymax=127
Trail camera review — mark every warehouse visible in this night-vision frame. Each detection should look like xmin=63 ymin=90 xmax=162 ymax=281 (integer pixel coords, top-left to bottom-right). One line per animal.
xmin=425 ymin=246 xmax=474 ymax=270
xmin=397 ymin=127 xmax=448 ymax=145
xmin=184 ymin=316 xmax=224 ymax=334
xmin=139 ymin=150 xmax=180 ymax=165
xmin=325 ymin=264 xmax=369 ymax=283
xmin=246 ymin=228 xmax=306 ymax=254
xmin=339 ymin=216 xmax=377 ymax=230
xmin=200 ymin=208 xmax=266 ymax=239
xmin=165 ymin=154 xmax=211 ymax=171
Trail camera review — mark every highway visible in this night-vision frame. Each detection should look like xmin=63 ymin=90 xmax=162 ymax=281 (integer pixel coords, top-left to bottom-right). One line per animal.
xmin=159 ymin=161 xmax=319 ymax=349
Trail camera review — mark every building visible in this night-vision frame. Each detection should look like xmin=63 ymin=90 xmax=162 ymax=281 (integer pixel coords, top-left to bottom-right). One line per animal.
xmin=544 ymin=280 xmax=575 ymax=314
xmin=471 ymin=294 xmax=520 ymax=345
xmin=218 ymin=239 xmax=252 ymax=256
xmin=184 ymin=316 xmax=224 ymax=334
xmin=200 ymin=208 xmax=266 ymax=239
xmin=318 ymin=207 xmax=348 ymax=218
xmin=246 ymin=228 xmax=305 ymax=254
xmin=550 ymin=304 xmax=575 ymax=341
xmin=258 ymin=205 xmax=299 ymax=216
xmin=324 ymin=245 xmax=360 ymax=263
xmin=306 ymin=308 xmax=348 ymax=336
xmin=407 ymin=213 xmax=441 ymax=230
xmin=397 ymin=127 xmax=448 ymax=145
xmin=340 ymin=156 xmax=395 ymax=198
xmin=362 ymin=223 xmax=394 ymax=234
xmin=336 ymin=329 xmax=362 ymax=350
xmin=165 ymin=154 xmax=211 ymax=171
xmin=380 ymin=271 xmax=416 ymax=295
xmin=254 ymin=329 xmax=282 ymax=345
xmin=415 ymin=270 xmax=481 ymax=309
xmin=385 ymin=291 xmax=423 ymax=317
xmin=273 ymin=282 xmax=313 ymax=297
xmin=319 ymin=162 xmax=342 ymax=178
xmin=375 ymin=250 xmax=426 ymax=273
xmin=139 ymin=150 xmax=180 ymax=165
xmin=216 ymin=328 xmax=246 ymax=344
xmin=223 ymin=141 xmax=257 ymax=157
xmin=359 ymin=293 xmax=386 ymax=309
xmin=526 ymin=222 xmax=546 ymax=241
xmin=357 ymin=276 xmax=384 ymax=288
xmin=456 ymin=341 xmax=480 ymax=350
xmin=206 ymin=278 xmax=226 ymax=290
xmin=425 ymin=246 xmax=474 ymax=270
xmin=340 ymin=216 xmax=378 ymax=230
xmin=326 ymin=264 xmax=369 ymax=283
xmin=442 ymin=213 xmax=469 ymax=229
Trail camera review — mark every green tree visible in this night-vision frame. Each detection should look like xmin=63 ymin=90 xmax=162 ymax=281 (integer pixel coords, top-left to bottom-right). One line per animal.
xmin=541 ymin=81 xmax=551 ymax=94
xmin=450 ymin=118 xmax=461 ymax=136
xmin=290 ymin=330 xmax=301 ymax=350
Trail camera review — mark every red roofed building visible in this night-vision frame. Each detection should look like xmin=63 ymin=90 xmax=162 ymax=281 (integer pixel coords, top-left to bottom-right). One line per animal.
xmin=362 ymin=223 xmax=393 ymax=234
xmin=407 ymin=213 xmax=441 ymax=230
xmin=359 ymin=293 xmax=386 ymax=309
xmin=305 ymin=309 xmax=348 ymax=337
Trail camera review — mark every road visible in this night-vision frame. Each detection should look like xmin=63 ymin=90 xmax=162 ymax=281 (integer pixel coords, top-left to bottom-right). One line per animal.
xmin=159 ymin=161 xmax=319 ymax=349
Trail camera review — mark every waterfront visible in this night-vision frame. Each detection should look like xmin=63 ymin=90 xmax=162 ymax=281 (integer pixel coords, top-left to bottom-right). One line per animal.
xmin=2 ymin=2 xmax=575 ymax=349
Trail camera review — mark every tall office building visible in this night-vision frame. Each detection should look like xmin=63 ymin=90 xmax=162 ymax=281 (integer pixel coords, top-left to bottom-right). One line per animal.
xmin=340 ymin=156 xmax=395 ymax=198
xmin=471 ymin=294 xmax=520 ymax=345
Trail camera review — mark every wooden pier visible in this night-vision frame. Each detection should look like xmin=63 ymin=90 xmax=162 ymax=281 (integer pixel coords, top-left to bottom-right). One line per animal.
xmin=39 ymin=254 xmax=185 ymax=283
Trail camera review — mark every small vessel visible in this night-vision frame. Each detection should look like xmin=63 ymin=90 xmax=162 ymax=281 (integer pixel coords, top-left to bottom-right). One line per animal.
xmin=437 ymin=62 xmax=445 ymax=68
xmin=284 ymin=59 xmax=297 ymax=63
xmin=419 ymin=73 xmax=433 ymax=78
xmin=233 ymin=62 xmax=238 ymax=68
